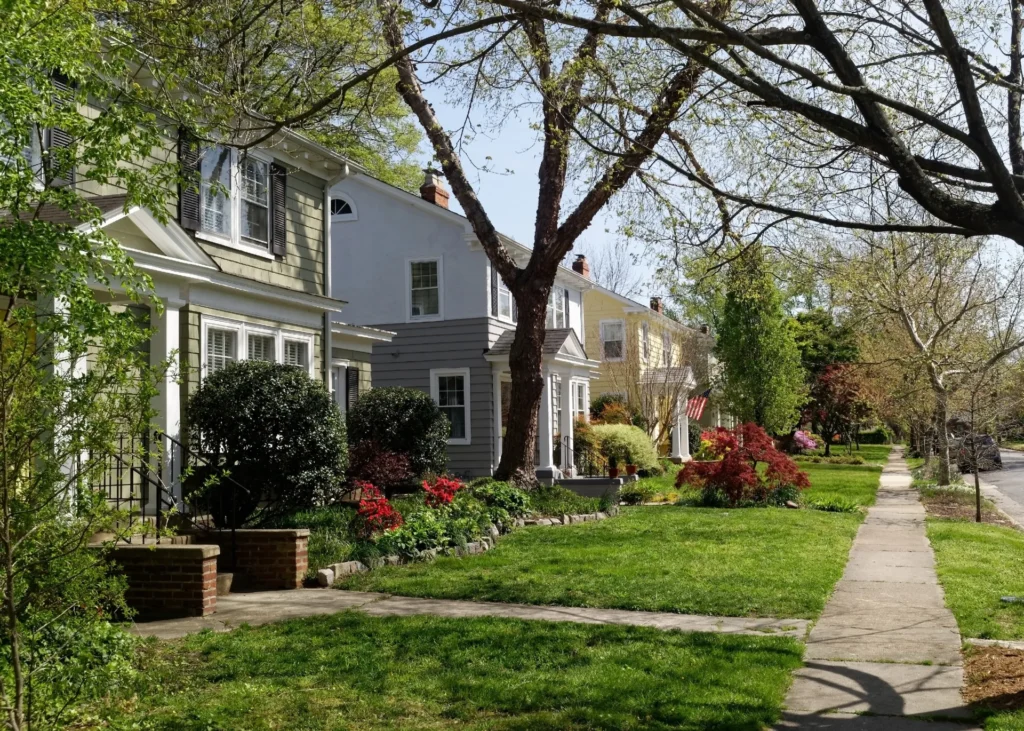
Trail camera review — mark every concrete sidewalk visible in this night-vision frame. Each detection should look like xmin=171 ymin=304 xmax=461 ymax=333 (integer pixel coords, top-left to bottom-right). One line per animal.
xmin=777 ymin=449 xmax=979 ymax=730
xmin=133 ymin=589 xmax=812 ymax=641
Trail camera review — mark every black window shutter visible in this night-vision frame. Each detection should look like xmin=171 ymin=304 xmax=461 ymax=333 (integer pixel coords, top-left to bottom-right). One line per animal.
xmin=177 ymin=129 xmax=201 ymax=231
xmin=491 ymin=268 xmax=499 ymax=316
xmin=563 ymin=288 xmax=570 ymax=325
xmin=45 ymin=71 xmax=75 ymax=188
xmin=346 ymin=367 xmax=360 ymax=410
xmin=270 ymin=163 xmax=287 ymax=257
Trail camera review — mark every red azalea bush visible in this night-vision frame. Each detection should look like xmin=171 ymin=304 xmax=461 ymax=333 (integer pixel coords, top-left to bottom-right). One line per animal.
xmin=348 ymin=440 xmax=415 ymax=491
xmin=353 ymin=481 xmax=403 ymax=538
xmin=423 ymin=475 xmax=464 ymax=508
xmin=675 ymin=423 xmax=810 ymax=507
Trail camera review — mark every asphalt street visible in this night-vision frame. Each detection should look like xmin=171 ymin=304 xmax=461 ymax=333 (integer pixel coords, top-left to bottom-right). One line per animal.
xmin=973 ymin=449 xmax=1024 ymax=524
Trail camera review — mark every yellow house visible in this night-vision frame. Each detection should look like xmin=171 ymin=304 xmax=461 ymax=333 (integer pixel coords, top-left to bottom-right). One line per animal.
xmin=573 ymin=255 xmax=719 ymax=460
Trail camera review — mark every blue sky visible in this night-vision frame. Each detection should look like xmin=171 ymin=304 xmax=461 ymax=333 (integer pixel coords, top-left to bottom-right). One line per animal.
xmin=427 ymin=96 xmax=659 ymax=304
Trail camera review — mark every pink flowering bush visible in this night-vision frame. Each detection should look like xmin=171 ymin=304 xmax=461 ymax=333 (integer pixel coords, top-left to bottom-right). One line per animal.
xmin=793 ymin=430 xmax=818 ymax=451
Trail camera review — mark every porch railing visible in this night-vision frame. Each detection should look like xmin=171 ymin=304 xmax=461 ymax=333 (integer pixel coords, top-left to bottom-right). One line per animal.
xmin=98 ymin=430 xmax=250 ymax=571
xmin=563 ymin=436 xmax=608 ymax=478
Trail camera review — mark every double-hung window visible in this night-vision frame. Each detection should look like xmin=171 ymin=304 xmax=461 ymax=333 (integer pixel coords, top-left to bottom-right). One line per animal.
xmin=546 ymin=287 xmax=568 ymax=328
xmin=239 ymin=156 xmax=270 ymax=244
xmin=663 ymin=332 xmax=672 ymax=366
xmin=497 ymin=278 xmax=515 ymax=322
xmin=641 ymin=322 xmax=650 ymax=361
xmin=247 ymin=332 xmax=276 ymax=362
xmin=195 ymin=145 xmax=279 ymax=256
xmin=431 ymin=368 xmax=470 ymax=445
xmin=410 ymin=259 xmax=441 ymax=319
xmin=600 ymin=320 xmax=625 ymax=361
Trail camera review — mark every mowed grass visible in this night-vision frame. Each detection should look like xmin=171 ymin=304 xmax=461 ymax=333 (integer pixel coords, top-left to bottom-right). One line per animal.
xmin=341 ymin=503 xmax=867 ymax=619
xmin=801 ymin=462 xmax=885 ymax=507
xmin=927 ymin=518 xmax=1024 ymax=640
xmin=108 ymin=613 xmax=803 ymax=731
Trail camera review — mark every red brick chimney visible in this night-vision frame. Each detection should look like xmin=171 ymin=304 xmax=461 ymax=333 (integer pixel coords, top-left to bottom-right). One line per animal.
xmin=650 ymin=296 xmax=664 ymax=314
xmin=420 ymin=168 xmax=449 ymax=209
xmin=572 ymin=254 xmax=590 ymax=278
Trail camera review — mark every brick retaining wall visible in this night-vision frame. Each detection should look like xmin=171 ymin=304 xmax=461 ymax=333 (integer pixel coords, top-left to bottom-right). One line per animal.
xmin=199 ymin=529 xmax=309 ymax=590
xmin=108 ymin=544 xmax=220 ymax=619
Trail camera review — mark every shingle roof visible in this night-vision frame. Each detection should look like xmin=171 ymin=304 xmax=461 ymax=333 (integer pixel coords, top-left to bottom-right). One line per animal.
xmin=487 ymin=328 xmax=577 ymax=357
xmin=2 ymin=194 xmax=128 ymax=226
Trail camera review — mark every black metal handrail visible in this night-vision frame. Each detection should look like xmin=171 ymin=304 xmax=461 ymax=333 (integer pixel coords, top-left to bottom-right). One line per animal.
xmin=563 ymin=435 xmax=608 ymax=478
xmin=98 ymin=430 xmax=251 ymax=572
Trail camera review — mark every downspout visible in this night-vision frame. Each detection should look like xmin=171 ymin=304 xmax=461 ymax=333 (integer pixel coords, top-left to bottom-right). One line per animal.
xmin=322 ymin=163 xmax=351 ymax=385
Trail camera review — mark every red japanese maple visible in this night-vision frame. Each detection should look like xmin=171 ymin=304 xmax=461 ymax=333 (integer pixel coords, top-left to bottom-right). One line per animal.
xmin=676 ymin=423 xmax=810 ymax=506
xmin=423 ymin=475 xmax=464 ymax=507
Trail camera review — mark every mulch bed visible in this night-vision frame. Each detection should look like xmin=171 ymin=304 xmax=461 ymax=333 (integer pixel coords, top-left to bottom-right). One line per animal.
xmin=921 ymin=491 xmax=1017 ymax=528
xmin=964 ymin=646 xmax=1024 ymax=712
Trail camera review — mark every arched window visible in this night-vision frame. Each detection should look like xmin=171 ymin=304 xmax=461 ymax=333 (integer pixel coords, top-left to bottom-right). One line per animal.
xmin=330 ymin=196 xmax=357 ymax=220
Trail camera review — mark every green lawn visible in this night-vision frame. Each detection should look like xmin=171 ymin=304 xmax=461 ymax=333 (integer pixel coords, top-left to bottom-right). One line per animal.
xmin=802 ymin=462 xmax=885 ymax=507
xmin=340 ymin=504 xmax=865 ymax=619
xmin=927 ymin=518 xmax=1024 ymax=640
xmin=106 ymin=613 xmax=803 ymax=730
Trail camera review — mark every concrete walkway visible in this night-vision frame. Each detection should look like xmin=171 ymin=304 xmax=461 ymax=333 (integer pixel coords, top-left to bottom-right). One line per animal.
xmin=134 ymin=589 xmax=812 ymax=641
xmin=778 ymin=450 xmax=979 ymax=730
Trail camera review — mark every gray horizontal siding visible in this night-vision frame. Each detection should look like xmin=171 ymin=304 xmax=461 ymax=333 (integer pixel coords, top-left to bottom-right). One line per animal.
xmin=370 ymin=318 xmax=496 ymax=478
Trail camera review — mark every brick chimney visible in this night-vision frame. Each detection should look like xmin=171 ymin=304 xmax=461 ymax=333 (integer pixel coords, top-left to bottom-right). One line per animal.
xmin=572 ymin=254 xmax=590 ymax=278
xmin=650 ymin=296 xmax=664 ymax=314
xmin=420 ymin=168 xmax=449 ymax=209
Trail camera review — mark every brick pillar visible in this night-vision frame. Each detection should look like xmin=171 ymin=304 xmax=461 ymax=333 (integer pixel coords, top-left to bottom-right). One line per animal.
xmin=106 ymin=544 xmax=220 ymax=619
xmin=200 ymin=529 xmax=310 ymax=590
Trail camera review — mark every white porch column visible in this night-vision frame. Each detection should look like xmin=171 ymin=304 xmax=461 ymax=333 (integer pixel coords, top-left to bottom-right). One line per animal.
xmin=150 ymin=299 xmax=182 ymax=502
xmin=671 ymin=395 xmax=691 ymax=461
xmin=559 ymin=375 xmax=574 ymax=475
xmin=493 ymin=369 xmax=503 ymax=471
xmin=538 ymin=368 xmax=555 ymax=470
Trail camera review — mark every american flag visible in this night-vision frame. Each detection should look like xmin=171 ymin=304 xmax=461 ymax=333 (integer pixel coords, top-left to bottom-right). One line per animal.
xmin=686 ymin=389 xmax=711 ymax=420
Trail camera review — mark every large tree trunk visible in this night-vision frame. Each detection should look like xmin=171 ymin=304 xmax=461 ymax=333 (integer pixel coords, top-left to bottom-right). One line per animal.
xmin=493 ymin=285 xmax=549 ymax=486
xmin=934 ymin=392 xmax=951 ymax=486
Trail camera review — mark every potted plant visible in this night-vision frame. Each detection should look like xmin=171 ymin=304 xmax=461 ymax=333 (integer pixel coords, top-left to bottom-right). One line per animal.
xmin=626 ymin=462 xmax=638 ymax=476
xmin=608 ymin=455 xmax=619 ymax=479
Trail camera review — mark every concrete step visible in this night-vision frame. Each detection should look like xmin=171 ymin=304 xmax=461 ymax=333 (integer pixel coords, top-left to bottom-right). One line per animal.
xmin=216 ymin=573 xmax=233 ymax=596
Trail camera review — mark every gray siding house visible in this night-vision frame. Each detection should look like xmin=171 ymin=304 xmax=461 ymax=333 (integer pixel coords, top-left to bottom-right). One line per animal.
xmin=329 ymin=171 xmax=599 ymax=478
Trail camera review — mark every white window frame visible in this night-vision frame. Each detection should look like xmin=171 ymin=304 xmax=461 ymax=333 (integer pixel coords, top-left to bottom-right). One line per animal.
xmin=407 ymin=257 xmax=444 ymax=322
xmin=330 ymin=196 xmax=358 ymax=221
xmin=546 ymin=287 xmax=567 ymax=329
xmin=430 ymin=367 xmax=471 ymax=446
xmin=600 ymin=319 xmax=625 ymax=362
xmin=330 ymin=362 xmax=350 ymax=413
xmin=195 ymin=146 xmax=276 ymax=260
xmin=200 ymin=316 xmax=315 ymax=379
xmin=497 ymin=277 xmax=516 ymax=323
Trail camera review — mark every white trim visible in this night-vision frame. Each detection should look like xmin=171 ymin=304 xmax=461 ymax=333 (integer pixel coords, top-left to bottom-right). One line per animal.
xmin=407 ymin=257 xmax=444 ymax=322
xmin=599 ymin=319 xmax=626 ymax=362
xmin=430 ymin=367 xmax=471 ymax=446
xmin=196 ymin=230 xmax=276 ymax=260
xmin=200 ymin=315 xmax=317 ymax=379
xmin=330 ymin=195 xmax=358 ymax=221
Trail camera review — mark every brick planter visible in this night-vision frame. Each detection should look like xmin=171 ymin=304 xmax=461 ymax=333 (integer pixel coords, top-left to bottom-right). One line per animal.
xmin=107 ymin=544 xmax=219 ymax=620
xmin=199 ymin=529 xmax=309 ymax=590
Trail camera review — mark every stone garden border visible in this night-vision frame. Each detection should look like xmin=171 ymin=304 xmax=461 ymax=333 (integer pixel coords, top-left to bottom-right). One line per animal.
xmin=316 ymin=505 xmax=621 ymax=587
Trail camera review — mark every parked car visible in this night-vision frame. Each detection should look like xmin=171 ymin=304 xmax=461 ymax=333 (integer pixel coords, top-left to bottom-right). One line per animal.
xmin=954 ymin=434 xmax=1003 ymax=473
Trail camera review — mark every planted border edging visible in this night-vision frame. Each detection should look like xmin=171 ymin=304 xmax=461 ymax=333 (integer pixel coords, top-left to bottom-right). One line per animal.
xmin=316 ymin=506 xmax=622 ymax=587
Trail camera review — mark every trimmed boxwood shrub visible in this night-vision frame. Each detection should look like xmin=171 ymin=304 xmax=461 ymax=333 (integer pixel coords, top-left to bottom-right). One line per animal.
xmin=347 ymin=387 xmax=450 ymax=476
xmin=185 ymin=360 xmax=348 ymax=527
xmin=592 ymin=424 xmax=659 ymax=470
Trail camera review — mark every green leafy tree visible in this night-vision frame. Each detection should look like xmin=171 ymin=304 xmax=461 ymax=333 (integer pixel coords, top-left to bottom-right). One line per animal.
xmin=0 ymin=3 xmax=196 ymax=727
xmin=790 ymin=309 xmax=859 ymax=380
xmin=717 ymin=248 xmax=805 ymax=433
